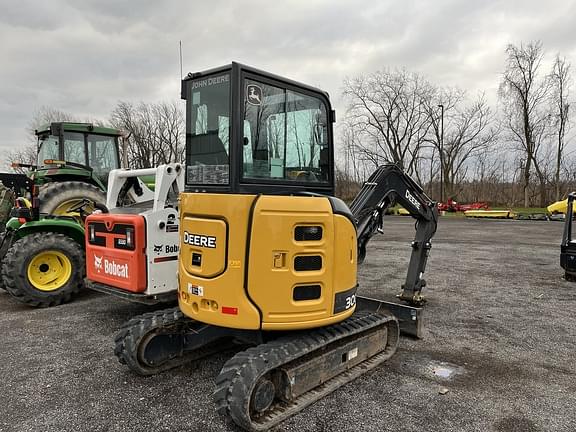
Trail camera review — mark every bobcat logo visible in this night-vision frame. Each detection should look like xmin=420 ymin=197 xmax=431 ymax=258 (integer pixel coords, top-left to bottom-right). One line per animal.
xmin=94 ymin=255 xmax=103 ymax=272
xmin=153 ymin=245 xmax=162 ymax=254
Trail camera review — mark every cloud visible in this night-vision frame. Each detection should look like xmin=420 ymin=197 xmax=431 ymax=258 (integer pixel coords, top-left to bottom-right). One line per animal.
xmin=1 ymin=0 xmax=575 ymax=166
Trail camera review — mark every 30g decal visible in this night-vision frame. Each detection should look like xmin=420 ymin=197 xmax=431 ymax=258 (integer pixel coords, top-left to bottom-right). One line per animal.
xmin=334 ymin=287 xmax=358 ymax=314
xmin=345 ymin=294 xmax=356 ymax=310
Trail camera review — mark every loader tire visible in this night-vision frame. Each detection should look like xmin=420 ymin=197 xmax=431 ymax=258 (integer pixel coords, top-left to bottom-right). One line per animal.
xmin=39 ymin=181 xmax=106 ymax=218
xmin=1 ymin=232 xmax=84 ymax=307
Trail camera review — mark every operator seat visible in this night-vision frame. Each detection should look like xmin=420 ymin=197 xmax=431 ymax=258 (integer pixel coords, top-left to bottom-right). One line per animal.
xmin=189 ymin=131 xmax=228 ymax=165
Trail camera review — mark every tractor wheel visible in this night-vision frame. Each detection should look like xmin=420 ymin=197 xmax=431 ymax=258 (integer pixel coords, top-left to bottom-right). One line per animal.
xmin=1 ymin=232 xmax=84 ymax=307
xmin=0 ymin=231 xmax=6 ymax=290
xmin=39 ymin=181 xmax=106 ymax=219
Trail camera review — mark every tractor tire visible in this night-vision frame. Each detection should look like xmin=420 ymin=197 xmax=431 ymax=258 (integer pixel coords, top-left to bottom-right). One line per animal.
xmin=1 ymin=232 xmax=84 ymax=307
xmin=39 ymin=181 xmax=106 ymax=217
xmin=0 ymin=231 xmax=6 ymax=290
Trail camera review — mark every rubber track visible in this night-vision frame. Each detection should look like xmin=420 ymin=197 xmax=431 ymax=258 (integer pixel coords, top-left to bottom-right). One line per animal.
xmin=114 ymin=307 xmax=230 ymax=376
xmin=214 ymin=310 xmax=399 ymax=431
xmin=114 ymin=307 xmax=188 ymax=376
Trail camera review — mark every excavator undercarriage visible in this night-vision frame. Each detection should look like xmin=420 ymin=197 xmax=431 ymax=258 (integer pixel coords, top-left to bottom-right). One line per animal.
xmin=116 ymin=306 xmax=399 ymax=431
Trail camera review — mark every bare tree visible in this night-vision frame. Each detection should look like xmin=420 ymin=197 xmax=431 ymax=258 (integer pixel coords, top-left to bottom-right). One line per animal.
xmin=342 ymin=68 xmax=435 ymax=176
xmin=428 ymin=90 xmax=499 ymax=199
xmin=550 ymin=54 xmax=572 ymax=201
xmin=6 ymin=106 xmax=79 ymax=171
xmin=110 ymin=101 xmax=185 ymax=169
xmin=499 ymin=41 xmax=553 ymax=207
xmin=340 ymin=120 xmax=364 ymax=183
xmin=6 ymin=146 xmax=38 ymax=173
xmin=26 ymin=106 xmax=79 ymax=142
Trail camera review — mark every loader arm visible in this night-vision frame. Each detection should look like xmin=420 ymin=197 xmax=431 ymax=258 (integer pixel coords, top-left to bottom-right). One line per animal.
xmin=349 ymin=164 xmax=439 ymax=305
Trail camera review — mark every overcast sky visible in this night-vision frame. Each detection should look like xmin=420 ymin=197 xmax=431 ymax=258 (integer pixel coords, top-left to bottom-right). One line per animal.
xmin=1 ymin=0 xmax=575 ymax=167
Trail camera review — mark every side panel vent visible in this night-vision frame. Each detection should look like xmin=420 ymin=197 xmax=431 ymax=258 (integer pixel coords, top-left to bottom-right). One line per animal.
xmin=293 ymin=285 xmax=322 ymax=301
xmin=294 ymin=226 xmax=323 ymax=241
xmin=294 ymin=255 xmax=322 ymax=271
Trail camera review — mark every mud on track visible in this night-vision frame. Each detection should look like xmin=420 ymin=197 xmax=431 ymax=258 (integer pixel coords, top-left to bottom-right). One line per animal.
xmin=0 ymin=217 xmax=574 ymax=432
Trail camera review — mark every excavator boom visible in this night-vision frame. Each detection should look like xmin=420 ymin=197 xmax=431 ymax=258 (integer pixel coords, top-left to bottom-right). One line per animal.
xmin=350 ymin=164 xmax=438 ymax=304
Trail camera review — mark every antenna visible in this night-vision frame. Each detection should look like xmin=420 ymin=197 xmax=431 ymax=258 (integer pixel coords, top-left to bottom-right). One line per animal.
xmin=179 ymin=40 xmax=183 ymax=80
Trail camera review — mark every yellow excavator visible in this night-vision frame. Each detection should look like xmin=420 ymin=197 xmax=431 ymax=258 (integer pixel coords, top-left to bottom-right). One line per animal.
xmin=113 ymin=63 xmax=438 ymax=431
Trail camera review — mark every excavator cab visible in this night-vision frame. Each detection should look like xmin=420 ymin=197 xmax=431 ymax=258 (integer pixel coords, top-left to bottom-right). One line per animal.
xmin=183 ymin=63 xmax=333 ymax=193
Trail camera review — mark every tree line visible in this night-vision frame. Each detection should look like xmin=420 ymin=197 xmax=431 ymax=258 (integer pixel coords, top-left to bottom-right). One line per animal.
xmin=8 ymin=40 xmax=574 ymax=207
xmin=338 ymin=40 xmax=574 ymax=207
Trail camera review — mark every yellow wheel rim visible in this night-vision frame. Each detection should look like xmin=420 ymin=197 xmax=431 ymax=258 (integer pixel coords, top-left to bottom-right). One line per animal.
xmin=51 ymin=199 xmax=96 ymax=219
xmin=27 ymin=250 xmax=72 ymax=292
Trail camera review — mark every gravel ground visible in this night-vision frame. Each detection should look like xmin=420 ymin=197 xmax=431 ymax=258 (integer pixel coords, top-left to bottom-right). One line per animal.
xmin=1 ymin=217 xmax=575 ymax=432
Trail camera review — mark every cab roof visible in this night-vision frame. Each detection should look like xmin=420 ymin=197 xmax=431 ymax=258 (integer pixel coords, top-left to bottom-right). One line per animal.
xmin=36 ymin=122 xmax=122 ymax=137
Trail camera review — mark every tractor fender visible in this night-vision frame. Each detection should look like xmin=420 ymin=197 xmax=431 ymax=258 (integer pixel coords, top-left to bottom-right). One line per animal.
xmin=12 ymin=218 xmax=85 ymax=245
xmin=38 ymin=170 xmax=106 ymax=191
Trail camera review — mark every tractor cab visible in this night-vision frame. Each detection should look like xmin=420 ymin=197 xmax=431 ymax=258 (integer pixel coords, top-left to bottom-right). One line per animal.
xmin=35 ymin=122 xmax=122 ymax=188
xmin=181 ymin=62 xmax=335 ymax=195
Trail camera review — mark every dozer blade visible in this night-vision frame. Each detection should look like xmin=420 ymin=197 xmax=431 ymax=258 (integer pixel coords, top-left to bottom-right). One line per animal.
xmin=357 ymin=295 xmax=423 ymax=338
xmin=214 ymin=310 xmax=399 ymax=432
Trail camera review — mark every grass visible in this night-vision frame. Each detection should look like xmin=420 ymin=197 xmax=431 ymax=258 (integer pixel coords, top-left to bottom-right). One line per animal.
xmin=493 ymin=207 xmax=547 ymax=214
xmin=389 ymin=205 xmax=550 ymax=217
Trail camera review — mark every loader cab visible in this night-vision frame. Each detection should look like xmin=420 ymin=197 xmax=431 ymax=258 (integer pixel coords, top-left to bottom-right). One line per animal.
xmin=181 ymin=62 xmax=335 ymax=195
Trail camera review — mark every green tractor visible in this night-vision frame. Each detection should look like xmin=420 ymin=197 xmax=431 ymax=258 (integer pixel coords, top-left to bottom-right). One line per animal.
xmin=0 ymin=122 xmax=123 ymax=307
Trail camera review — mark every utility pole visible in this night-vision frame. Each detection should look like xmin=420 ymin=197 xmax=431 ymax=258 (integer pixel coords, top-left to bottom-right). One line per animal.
xmin=438 ymin=104 xmax=444 ymax=203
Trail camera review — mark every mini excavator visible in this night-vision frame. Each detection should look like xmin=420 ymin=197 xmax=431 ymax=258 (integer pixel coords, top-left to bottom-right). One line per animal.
xmin=112 ymin=63 xmax=438 ymax=431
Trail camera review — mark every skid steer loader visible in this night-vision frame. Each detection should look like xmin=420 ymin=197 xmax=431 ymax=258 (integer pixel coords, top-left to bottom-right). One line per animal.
xmin=85 ymin=163 xmax=184 ymax=303
xmin=105 ymin=63 xmax=438 ymax=431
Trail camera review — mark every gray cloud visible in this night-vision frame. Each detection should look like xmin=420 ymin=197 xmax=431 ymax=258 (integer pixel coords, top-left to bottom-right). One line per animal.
xmin=1 ymin=0 xmax=575 ymax=164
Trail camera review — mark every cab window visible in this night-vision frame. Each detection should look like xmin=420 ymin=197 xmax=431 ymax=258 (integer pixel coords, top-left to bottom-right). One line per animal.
xmin=186 ymin=74 xmax=231 ymax=185
xmin=242 ymin=79 xmax=330 ymax=183
xmin=63 ymin=132 xmax=87 ymax=165
xmin=37 ymin=134 xmax=59 ymax=166
xmin=88 ymin=134 xmax=119 ymax=175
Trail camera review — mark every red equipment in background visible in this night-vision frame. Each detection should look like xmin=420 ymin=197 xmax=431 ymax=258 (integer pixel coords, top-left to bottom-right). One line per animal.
xmin=438 ymin=198 xmax=489 ymax=212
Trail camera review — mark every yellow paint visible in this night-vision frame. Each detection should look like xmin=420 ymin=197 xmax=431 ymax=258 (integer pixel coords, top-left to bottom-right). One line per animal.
xmin=178 ymin=194 xmax=262 ymax=330
xmin=547 ymin=199 xmax=576 ymax=214
xmin=18 ymin=198 xmax=32 ymax=209
xmin=178 ymin=193 xmax=357 ymax=331
xmin=27 ymin=250 xmax=72 ymax=291
xmin=464 ymin=210 xmax=513 ymax=219
xmin=52 ymin=198 xmax=97 ymax=220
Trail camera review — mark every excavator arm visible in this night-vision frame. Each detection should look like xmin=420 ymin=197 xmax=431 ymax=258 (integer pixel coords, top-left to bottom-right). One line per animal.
xmin=349 ymin=164 xmax=439 ymax=305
